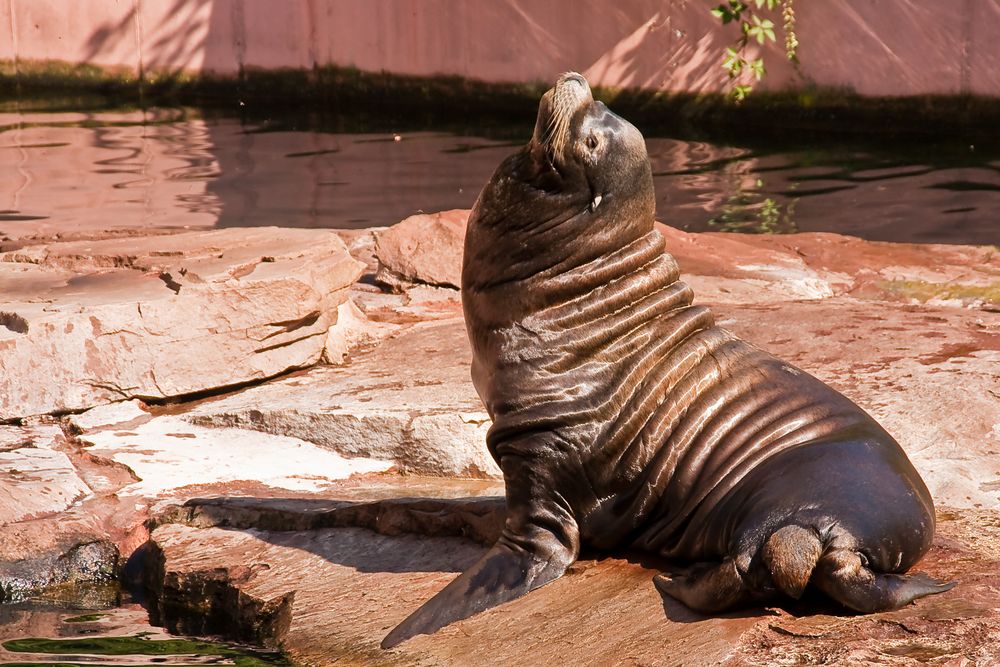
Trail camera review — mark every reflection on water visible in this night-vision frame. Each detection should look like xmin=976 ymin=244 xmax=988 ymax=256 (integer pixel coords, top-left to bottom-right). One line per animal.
xmin=1 ymin=108 xmax=998 ymax=244
xmin=0 ymin=595 xmax=291 ymax=665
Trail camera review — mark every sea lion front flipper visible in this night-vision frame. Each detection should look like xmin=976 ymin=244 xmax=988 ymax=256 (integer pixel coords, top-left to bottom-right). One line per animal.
xmin=813 ymin=549 xmax=955 ymax=612
xmin=381 ymin=534 xmax=573 ymax=648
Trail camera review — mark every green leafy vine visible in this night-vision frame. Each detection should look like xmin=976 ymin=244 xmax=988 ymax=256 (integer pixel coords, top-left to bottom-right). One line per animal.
xmin=711 ymin=0 xmax=798 ymax=100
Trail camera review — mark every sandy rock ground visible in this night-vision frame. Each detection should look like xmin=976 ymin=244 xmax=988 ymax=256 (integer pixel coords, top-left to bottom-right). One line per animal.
xmin=0 ymin=211 xmax=997 ymax=665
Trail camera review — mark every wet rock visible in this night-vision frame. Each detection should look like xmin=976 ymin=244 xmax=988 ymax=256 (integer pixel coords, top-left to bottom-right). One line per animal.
xmin=0 ymin=604 xmax=292 ymax=665
xmin=374 ymin=209 xmax=468 ymax=290
xmin=0 ymin=424 xmax=133 ymax=603
xmin=0 ymin=539 xmax=119 ymax=604
xmin=0 ymin=227 xmax=365 ymax=420
xmin=144 ymin=529 xmax=295 ymax=647
xmin=184 ymin=320 xmax=501 ymax=478
xmin=145 ymin=493 xmax=1000 ymax=666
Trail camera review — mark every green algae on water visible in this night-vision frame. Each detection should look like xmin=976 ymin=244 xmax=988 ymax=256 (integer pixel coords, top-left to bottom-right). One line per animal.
xmin=62 ymin=612 xmax=109 ymax=623
xmin=2 ymin=635 xmax=291 ymax=667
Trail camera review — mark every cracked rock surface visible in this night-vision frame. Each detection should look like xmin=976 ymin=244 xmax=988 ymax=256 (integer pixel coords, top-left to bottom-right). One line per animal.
xmin=184 ymin=319 xmax=500 ymax=478
xmin=0 ymin=227 xmax=364 ymax=419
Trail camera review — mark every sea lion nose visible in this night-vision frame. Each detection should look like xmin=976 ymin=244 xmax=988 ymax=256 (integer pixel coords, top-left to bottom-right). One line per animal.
xmin=557 ymin=72 xmax=590 ymax=94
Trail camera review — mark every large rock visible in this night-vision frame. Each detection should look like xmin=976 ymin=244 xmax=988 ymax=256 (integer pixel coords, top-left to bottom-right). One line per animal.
xmin=0 ymin=228 xmax=365 ymax=419
xmin=145 ymin=495 xmax=1000 ymax=666
xmin=184 ymin=319 xmax=501 ymax=478
xmin=182 ymin=296 xmax=997 ymax=505
xmin=373 ymin=209 xmax=468 ymax=290
xmin=0 ymin=400 xmax=393 ymax=603
xmin=712 ymin=298 xmax=1000 ymax=509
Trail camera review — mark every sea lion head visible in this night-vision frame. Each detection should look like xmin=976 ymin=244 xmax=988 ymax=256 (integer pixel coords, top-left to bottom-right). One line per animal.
xmin=530 ymin=72 xmax=653 ymax=224
xmin=463 ymin=73 xmax=655 ymax=291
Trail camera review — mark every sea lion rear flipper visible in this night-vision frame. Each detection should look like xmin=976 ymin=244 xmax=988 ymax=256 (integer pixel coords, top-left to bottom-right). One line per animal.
xmin=381 ymin=536 xmax=573 ymax=648
xmin=814 ymin=549 xmax=955 ymax=612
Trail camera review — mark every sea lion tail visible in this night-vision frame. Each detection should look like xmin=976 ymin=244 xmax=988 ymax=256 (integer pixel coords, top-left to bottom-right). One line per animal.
xmin=761 ymin=524 xmax=823 ymax=599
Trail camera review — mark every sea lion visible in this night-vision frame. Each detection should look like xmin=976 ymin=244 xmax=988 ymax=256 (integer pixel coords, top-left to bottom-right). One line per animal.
xmin=381 ymin=72 xmax=952 ymax=649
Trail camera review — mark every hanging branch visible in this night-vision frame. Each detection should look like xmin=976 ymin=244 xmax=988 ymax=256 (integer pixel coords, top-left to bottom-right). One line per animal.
xmin=711 ymin=0 xmax=798 ymax=100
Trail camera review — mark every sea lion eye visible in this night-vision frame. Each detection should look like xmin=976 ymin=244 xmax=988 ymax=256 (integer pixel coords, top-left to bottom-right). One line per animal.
xmin=586 ymin=135 xmax=599 ymax=150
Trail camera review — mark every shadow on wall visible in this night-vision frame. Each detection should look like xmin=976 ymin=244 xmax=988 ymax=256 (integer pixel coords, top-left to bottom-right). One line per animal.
xmin=81 ymin=0 xmax=230 ymax=80
xmin=7 ymin=0 xmax=1000 ymax=97
xmin=70 ymin=0 xmax=749 ymax=92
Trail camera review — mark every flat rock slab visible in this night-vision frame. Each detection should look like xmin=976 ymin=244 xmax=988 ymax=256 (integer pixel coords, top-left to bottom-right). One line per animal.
xmin=184 ymin=320 xmax=500 ymax=478
xmin=80 ymin=415 xmax=393 ymax=499
xmin=0 ymin=227 xmax=364 ymax=419
xmin=147 ymin=503 xmax=1000 ymax=666
xmin=155 ymin=480 xmax=505 ymax=547
xmin=0 ymin=424 xmax=89 ymax=525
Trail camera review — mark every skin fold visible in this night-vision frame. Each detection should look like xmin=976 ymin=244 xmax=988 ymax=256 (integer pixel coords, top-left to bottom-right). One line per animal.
xmin=381 ymin=72 xmax=953 ymax=650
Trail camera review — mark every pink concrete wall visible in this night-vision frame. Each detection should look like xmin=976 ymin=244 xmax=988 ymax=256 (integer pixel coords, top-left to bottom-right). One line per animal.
xmin=3 ymin=0 xmax=999 ymax=97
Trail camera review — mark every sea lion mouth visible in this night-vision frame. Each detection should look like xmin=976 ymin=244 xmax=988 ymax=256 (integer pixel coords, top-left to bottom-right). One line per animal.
xmin=534 ymin=72 xmax=594 ymax=165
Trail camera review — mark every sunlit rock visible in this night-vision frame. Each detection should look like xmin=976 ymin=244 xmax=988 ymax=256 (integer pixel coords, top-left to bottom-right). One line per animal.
xmin=374 ymin=209 xmax=468 ymax=290
xmin=145 ymin=496 xmax=1000 ymax=666
xmin=183 ymin=321 xmax=501 ymax=478
xmin=0 ymin=425 xmax=89 ymax=525
xmin=79 ymin=415 xmax=393 ymax=498
xmin=0 ymin=228 xmax=365 ymax=420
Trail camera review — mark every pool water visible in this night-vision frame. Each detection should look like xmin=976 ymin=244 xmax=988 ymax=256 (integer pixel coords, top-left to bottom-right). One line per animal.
xmin=0 ymin=598 xmax=291 ymax=666
xmin=1 ymin=105 xmax=997 ymax=245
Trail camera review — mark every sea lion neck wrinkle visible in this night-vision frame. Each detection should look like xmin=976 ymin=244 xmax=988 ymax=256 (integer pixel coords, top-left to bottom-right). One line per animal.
xmin=463 ymin=71 xmax=653 ymax=295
